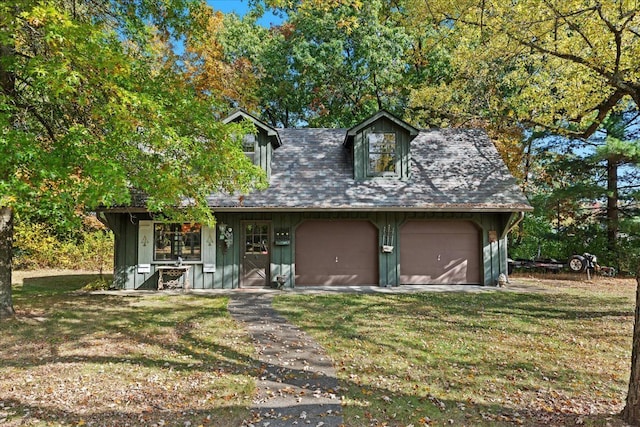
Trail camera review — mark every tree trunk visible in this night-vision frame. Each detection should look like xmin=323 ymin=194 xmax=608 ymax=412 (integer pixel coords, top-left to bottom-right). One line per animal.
xmin=606 ymin=157 xmax=619 ymax=257
xmin=0 ymin=206 xmax=14 ymax=319
xmin=622 ymin=261 xmax=640 ymax=424
xmin=0 ymin=36 xmax=16 ymax=319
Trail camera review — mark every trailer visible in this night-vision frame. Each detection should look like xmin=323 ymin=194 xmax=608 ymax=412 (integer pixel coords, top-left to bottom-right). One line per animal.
xmin=508 ymin=253 xmax=616 ymax=276
xmin=507 ymin=257 xmax=565 ymax=274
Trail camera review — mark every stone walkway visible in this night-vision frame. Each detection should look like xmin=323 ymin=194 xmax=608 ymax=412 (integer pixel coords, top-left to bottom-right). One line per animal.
xmin=228 ymin=294 xmax=344 ymax=427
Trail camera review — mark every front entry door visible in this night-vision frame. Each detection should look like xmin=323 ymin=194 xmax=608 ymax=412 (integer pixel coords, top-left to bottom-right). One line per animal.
xmin=242 ymin=222 xmax=270 ymax=287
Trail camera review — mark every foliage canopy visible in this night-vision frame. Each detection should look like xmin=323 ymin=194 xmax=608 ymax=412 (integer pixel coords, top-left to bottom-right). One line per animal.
xmin=1 ymin=0 xmax=266 ymax=225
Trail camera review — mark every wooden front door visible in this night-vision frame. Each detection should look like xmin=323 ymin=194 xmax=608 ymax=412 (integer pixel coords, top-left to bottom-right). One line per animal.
xmin=242 ymin=222 xmax=270 ymax=287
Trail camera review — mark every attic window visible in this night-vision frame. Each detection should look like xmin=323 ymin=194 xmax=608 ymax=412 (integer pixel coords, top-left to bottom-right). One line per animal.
xmin=243 ymin=134 xmax=256 ymax=162
xmin=367 ymin=132 xmax=397 ymax=176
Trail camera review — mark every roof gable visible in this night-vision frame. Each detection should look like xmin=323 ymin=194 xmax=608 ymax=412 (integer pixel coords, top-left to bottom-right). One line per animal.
xmin=343 ymin=110 xmax=419 ymax=147
xmin=223 ymin=109 xmax=282 ymax=148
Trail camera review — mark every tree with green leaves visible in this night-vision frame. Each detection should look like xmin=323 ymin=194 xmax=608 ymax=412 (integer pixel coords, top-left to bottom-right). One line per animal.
xmin=404 ymin=0 xmax=640 ymax=184
xmin=185 ymin=9 xmax=310 ymax=128
xmin=203 ymin=0 xmax=415 ymax=128
xmin=408 ymin=1 xmax=640 ymax=136
xmin=0 ymin=0 xmax=265 ymax=318
xmin=283 ymin=0 xmax=412 ymax=127
xmin=185 ymin=9 xmax=264 ymax=112
xmin=590 ymin=112 xmax=640 ymax=258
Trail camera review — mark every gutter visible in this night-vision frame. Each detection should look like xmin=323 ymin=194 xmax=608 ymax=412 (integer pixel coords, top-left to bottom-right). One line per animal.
xmin=97 ymin=203 xmax=534 ymax=214
xmin=198 ymin=205 xmax=534 ymax=214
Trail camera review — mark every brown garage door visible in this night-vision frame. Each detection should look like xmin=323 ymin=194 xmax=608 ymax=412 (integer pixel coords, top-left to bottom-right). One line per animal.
xmin=400 ymin=220 xmax=481 ymax=284
xmin=295 ymin=220 xmax=378 ymax=285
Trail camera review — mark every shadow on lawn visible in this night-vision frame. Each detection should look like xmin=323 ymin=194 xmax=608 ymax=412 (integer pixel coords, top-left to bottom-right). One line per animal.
xmin=6 ymin=276 xmax=256 ymax=372
xmin=275 ymin=291 xmax=632 ymax=426
xmin=17 ymin=273 xmax=109 ymax=295
xmin=3 ymin=275 xmax=259 ymax=425
xmin=0 ymin=397 xmax=248 ymax=427
xmin=1 ymin=276 xmax=632 ymax=426
xmin=405 ymin=291 xmax=633 ymax=320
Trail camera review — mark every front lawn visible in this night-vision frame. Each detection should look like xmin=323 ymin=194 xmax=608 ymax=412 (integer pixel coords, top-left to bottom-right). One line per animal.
xmin=1 ymin=272 xmax=636 ymax=426
xmin=274 ymin=276 xmax=636 ymax=426
xmin=1 ymin=273 xmax=257 ymax=427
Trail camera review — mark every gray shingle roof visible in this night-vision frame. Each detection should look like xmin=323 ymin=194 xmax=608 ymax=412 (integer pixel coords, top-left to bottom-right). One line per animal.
xmin=207 ymin=128 xmax=532 ymax=212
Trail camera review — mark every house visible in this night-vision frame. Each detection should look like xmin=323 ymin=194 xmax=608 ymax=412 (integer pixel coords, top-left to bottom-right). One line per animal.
xmin=99 ymin=110 xmax=532 ymax=290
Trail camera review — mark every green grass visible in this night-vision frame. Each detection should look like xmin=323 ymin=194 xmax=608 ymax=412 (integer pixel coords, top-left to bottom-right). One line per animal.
xmin=273 ymin=285 xmax=635 ymax=426
xmin=1 ymin=274 xmax=257 ymax=427
xmin=2 ymin=273 xmax=636 ymax=426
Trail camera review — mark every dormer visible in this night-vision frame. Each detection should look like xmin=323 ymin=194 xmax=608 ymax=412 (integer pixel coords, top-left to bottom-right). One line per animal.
xmin=223 ymin=109 xmax=282 ymax=180
xmin=343 ymin=110 xmax=419 ymax=181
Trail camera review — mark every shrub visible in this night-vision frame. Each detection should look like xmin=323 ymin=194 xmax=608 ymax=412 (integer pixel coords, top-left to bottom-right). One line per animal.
xmin=14 ymin=221 xmax=114 ymax=272
xmin=81 ymin=277 xmax=112 ymax=291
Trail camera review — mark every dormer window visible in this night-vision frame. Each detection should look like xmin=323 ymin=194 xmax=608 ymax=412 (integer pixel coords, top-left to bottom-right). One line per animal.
xmin=223 ymin=109 xmax=282 ymax=181
xmin=343 ymin=110 xmax=419 ymax=182
xmin=243 ymin=134 xmax=256 ymax=163
xmin=368 ymin=132 xmax=397 ymax=176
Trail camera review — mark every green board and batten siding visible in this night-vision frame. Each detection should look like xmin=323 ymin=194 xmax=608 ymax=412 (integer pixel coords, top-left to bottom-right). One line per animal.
xmin=255 ymin=130 xmax=274 ymax=180
xmin=104 ymin=210 xmax=513 ymax=290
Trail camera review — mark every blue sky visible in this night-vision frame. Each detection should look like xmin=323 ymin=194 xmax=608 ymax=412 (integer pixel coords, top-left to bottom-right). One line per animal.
xmin=206 ymin=0 xmax=283 ymax=27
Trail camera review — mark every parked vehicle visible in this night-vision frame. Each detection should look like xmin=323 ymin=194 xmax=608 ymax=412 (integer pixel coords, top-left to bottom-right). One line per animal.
xmin=508 ymin=252 xmax=616 ymax=276
xmin=566 ymin=253 xmax=616 ymax=276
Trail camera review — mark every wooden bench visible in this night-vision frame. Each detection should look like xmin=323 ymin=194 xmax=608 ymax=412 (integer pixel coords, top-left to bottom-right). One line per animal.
xmin=157 ymin=266 xmax=191 ymax=290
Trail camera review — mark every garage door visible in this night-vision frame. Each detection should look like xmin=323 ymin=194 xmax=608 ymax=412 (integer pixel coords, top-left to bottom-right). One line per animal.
xmin=400 ymin=220 xmax=481 ymax=284
xmin=295 ymin=220 xmax=378 ymax=285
